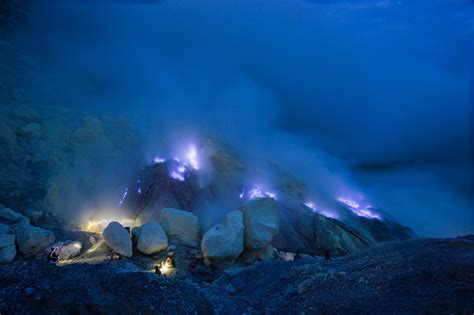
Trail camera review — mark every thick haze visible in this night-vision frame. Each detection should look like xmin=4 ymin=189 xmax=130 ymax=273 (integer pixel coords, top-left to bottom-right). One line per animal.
xmin=11 ymin=0 xmax=474 ymax=236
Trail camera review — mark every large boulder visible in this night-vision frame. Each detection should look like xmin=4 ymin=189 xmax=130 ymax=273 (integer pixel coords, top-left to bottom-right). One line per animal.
xmin=137 ymin=221 xmax=168 ymax=255
xmin=0 ymin=208 xmax=29 ymax=225
xmin=159 ymin=208 xmax=200 ymax=247
xmin=14 ymin=222 xmax=55 ymax=255
xmin=239 ymin=197 xmax=280 ymax=250
xmin=0 ymin=233 xmax=15 ymax=248
xmin=201 ymin=211 xmax=244 ymax=266
xmin=0 ymin=245 xmax=16 ymax=263
xmin=274 ymin=205 xmax=371 ymax=256
xmin=103 ymin=221 xmax=133 ymax=257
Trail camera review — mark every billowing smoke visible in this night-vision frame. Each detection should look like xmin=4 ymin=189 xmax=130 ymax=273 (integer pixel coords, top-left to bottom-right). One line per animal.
xmin=5 ymin=0 xmax=474 ymax=236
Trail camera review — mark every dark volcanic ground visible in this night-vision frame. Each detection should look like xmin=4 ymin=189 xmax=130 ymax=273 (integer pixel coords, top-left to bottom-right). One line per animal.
xmin=1 ymin=237 xmax=473 ymax=314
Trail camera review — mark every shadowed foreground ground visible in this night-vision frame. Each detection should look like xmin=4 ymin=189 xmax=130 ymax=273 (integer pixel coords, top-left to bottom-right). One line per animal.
xmin=1 ymin=237 xmax=473 ymax=314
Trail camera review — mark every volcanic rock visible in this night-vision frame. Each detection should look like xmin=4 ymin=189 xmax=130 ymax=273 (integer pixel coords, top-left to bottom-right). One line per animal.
xmin=0 ymin=244 xmax=16 ymax=263
xmin=103 ymin=221 xmax=133 ymax=257
xmin=201 ymin=210 xmax=244 ymax=266
xmin=13 ymin=222 xmax=55 ymax=255
xmin=0 ymin=233 xmax=15 ymax=247
xmin=0 ymin=223 xmax=11 ymax=234
xmin=0 ymin=208 xmax=29 ymax=225
xmin=137 ymin=221 xmax=168 ymax=255
xmin=273 ymin=205 xmax=371 ymax=256
xmin=239 ymin=197 xmax=280 ymax=250
xmin=159 ymin=208 xmax=199 ymax=247
xmin=17 ymin=122 xmax=42 ymax=139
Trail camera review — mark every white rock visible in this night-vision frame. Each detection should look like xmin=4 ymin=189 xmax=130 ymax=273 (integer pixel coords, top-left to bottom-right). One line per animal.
xmin=17 ymin=123 xmax=42 ymax=139
xmin=0 ymin=223 xmax=11 ymax=234
xmin=0 ymin=208 xmax=29 ymax=224
xmin=137 ymin=221 xmax=168 ymax=255
xmin=103 ymin=221 xmax=133 ymax=257
xmin=201 ymin=211 xmax=244 ymax=265
xmin=159 ymin=208 xmax=199 ymax=247
xmin=14 ymin=222 xmax=55 ymax=255
xmin=239 ymin=197 xmax=280 ymax=250
xmin=0 ymin=233 xmax=15 ymax=248
xmin=0 ymin=245 xmax=16 ymax=263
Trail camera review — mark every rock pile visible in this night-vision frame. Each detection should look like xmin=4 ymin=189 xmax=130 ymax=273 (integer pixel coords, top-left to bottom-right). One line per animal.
xmin=201 ymin=197 xmax=280 ymax=266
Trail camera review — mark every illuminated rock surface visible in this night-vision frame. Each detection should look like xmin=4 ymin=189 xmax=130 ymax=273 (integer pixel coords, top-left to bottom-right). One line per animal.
xmin=201 ymin=211 xmax=244 ymax=266
xmin=137 ymin=221 xmax=168 ymax=255
xmin=239 ymin=197 xmax=280 ymax=251
xmin=46 ymin=241 xmax=82 ymax=260
xmin=159 ymin=208 xmax=200 ymax=247
xmin=103 ymin=221 xmax=133 ymax=257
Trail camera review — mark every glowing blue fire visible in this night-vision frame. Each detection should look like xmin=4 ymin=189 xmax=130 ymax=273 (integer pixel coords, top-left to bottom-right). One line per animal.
xmin=240 ymin=185 xmax=277 ymax=200
xmin=185 ymin=145 xmax=199 ymax=170
xmin=170 ymin=171 xmax=185 ymax=181
xmin=118 ymin=187 xmax=128 ymax=206
xmin=153 ymin=157 xmax=165 ymax=164
xmin=304 ymin=201 xmax=339 ymax=219
xmin=337 ymin=197 xmax=381 ymax=219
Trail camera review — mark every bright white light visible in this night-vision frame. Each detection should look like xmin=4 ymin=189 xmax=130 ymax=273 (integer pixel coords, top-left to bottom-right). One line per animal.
xmin=248 ymin=185 xmax=277 ymax=200
xmin=178 ymin=165 xmax=186 ymax=173
xmin=170 ymin=171 xmax=185 ymax=181
xmin=336 ymin=196 xmax=380 ymax=219
xmin=186 ymin=145 xmax=199 ymax=170
xmin=304 ymin=201 xmax=316 ymax=210
xmin=153 ymin=157 xmax=165 ymax=164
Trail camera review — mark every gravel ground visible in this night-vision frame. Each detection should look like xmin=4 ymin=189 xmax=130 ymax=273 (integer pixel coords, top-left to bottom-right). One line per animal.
xmin=1 ymin=237 xmax=473 ymax=314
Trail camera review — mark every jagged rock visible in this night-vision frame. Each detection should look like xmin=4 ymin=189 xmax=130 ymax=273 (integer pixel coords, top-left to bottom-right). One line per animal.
xmin=0 ymin=233 xmax=15 ymax=247
xmin=0 ymin=244 xmax=16 ymax=263
xmin=273 ymin=205 xmax=371 ymax=256
xmin=0 ymin=208 xmax=29 ymax=225
xmin=103 ymin=221 xmax=133 ymax=257
xmin=159 ymin=208 xmax=200 ymax=247
xmin=239 ymin=197 xmax=280 ymax=250
xmin=12 ymin=105 xmax=40 ymax=122
xmin=46 ymin=241 xmax=82 ymax=260
xmin=14 ymin=222 xmax=55 ymax=255
xmin=201 ymin=211 xmax=244 ymax=266
xmin=17 ymin=123 xmax=42 ymax=139
xmin=0 ymin=223 xmax=11 ymax=234
xmin=137 ymin=221 xmax=168 ymax=255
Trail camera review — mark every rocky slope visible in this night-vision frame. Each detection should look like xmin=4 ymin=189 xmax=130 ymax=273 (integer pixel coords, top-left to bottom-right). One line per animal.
xmin=1 ymin=237 xmax=473 ymax=313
